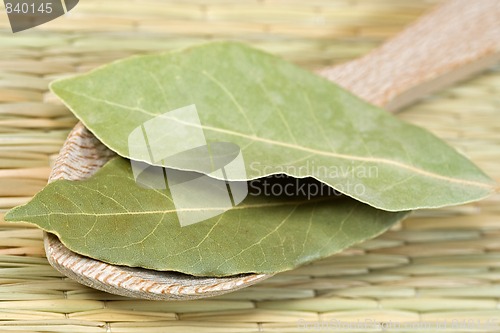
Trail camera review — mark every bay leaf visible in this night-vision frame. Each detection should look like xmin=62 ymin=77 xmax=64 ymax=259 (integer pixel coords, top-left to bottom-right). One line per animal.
xmin=49 ymin=41 xmax=496 ymax=211
xmin=5 ymin=157 xmax=407 ymax=277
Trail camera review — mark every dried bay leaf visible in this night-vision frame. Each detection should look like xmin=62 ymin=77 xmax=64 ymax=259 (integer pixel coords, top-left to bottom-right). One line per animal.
xmin=49 ymin=41 xmax=496 ymax=211
xmin=5 ymin=157 xmax=408 ymax=276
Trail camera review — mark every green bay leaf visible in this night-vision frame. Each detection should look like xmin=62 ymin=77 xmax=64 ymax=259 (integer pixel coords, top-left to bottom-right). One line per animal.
xmin=5 ymin=157 xmax=407 ymax=277
xmin=49 ymin=41 xmax=496 ymax=211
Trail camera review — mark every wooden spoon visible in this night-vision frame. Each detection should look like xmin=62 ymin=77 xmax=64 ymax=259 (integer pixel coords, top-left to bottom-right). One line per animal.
xmin=45 ymin=0 xmax=500 ymax=300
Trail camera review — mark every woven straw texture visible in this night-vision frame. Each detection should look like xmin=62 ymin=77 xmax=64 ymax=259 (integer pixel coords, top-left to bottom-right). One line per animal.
xmin=1 ymin=0 xmax=500 ymax=332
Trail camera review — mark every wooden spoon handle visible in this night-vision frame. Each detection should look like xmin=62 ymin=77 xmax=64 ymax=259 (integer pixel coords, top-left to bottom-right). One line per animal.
xmin=319 ymin=0 xmax=500 ymax=111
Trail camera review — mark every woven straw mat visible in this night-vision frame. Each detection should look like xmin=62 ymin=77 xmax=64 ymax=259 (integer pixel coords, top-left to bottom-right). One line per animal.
xmin=1 ymin=0 xmax=499 ymax=332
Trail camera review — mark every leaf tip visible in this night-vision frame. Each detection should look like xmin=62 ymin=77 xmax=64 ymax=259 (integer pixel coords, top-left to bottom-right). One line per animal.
xmin=4 ymin=206 xmax=23 ymax=223
xmin=48 ymin=79 xmax=65 ymax=99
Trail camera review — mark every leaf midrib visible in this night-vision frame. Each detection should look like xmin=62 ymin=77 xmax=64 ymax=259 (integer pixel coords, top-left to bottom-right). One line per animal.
xmin=11 ymin=197 xmax=330 ymax=219
xmin=64 ymin=90 xmax=494 ymax=191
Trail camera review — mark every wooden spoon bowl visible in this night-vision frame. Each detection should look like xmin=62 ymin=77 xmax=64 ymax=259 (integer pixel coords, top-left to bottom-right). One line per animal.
xmin=45 ymin=122 xmax=272 ymax=300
